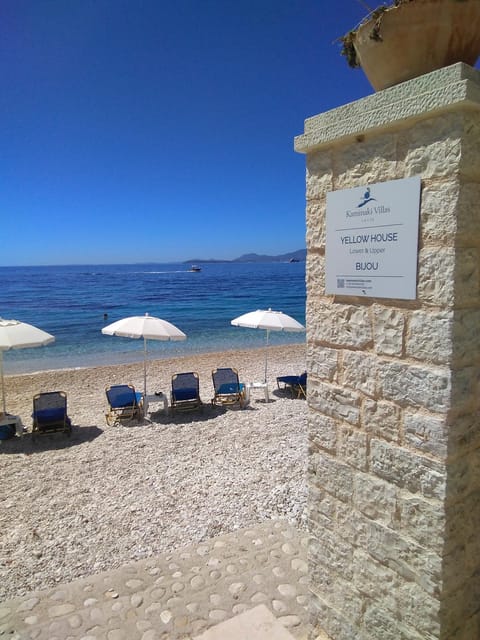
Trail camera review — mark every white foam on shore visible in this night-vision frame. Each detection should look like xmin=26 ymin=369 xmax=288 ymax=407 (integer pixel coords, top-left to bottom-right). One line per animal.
xmin=3 ymin=341 xmax=306 ymax=377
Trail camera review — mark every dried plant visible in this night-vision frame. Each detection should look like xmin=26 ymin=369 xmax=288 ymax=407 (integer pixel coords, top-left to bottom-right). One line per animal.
xmin=339 ymin=0 xmax=432 ymax=68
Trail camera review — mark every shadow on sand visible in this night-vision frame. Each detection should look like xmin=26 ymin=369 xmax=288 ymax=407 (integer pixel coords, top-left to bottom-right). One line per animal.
xmin=0 ymin=425 xmax=103 ymax=455
xmin=271 ymin=387 xmax=305 ymax=400
xmin=146 ymin=400 xmax=261 ymax=425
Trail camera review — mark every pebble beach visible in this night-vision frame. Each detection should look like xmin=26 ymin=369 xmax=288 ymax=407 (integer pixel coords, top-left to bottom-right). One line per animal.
xmin=0 ymin=344 xmax=307 ymax=602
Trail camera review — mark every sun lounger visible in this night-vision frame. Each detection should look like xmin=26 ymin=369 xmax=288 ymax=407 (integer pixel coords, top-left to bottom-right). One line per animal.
xmin=211 ymin=367 xmax=246 ymax=408
xmin=171 ymin=372 xmax=203 ymax=412
xmin=105 ymin=384 xmax=144 ymax=426
xmin=276 ymin=371 xmax=307 ymax=399
xmin=32 ymin=391 xmax=72 ymax=440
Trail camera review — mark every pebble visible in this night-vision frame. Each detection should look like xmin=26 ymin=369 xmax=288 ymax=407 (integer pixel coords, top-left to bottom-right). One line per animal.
xmin=160 ymin=610 xmax=172 ymax=624
xmin=0 ymin=345 xmax=308 ymax=602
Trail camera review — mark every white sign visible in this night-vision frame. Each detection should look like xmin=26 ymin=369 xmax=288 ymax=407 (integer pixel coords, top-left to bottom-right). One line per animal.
xmin=325 ymin=176 xmax=421 ymax=300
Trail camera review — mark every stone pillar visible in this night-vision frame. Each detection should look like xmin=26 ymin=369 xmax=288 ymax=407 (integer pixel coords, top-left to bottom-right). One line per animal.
xmin=294 ymin=63 xmax=480 ymax=640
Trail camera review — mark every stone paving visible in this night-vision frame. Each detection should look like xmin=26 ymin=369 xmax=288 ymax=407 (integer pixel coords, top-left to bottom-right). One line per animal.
xmin=1 ymin=520 xmax=311 ymax=640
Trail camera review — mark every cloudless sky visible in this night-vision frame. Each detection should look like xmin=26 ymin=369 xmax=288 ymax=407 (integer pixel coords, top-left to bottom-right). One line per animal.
xmin=2 ymin=1 xmax=403 ymax=265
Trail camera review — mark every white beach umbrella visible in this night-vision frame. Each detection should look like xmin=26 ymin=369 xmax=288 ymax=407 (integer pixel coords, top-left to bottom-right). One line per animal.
xmin=0 ymin=318 xmax=55 ymax=414
xmin=231 ymin=308 xmax=305 ymax=382
xmin=101 ymin=313 xmax=186 ymax=399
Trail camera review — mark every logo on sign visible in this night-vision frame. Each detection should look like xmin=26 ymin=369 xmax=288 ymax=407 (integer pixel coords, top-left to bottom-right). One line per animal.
xmin=357 ymin=187 xmax=376 ymax=208
xmin=345 ymin=187 xmax=391 ymax=219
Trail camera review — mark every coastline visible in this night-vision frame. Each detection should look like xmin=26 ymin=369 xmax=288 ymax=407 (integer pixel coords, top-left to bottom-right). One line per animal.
xmin=0 ymin=343 xmax=307 ymax=601
xmin=2 ymin=337 xmax=306 ymax=376
xmin=3 ymin=344 xmax=306 ymax=420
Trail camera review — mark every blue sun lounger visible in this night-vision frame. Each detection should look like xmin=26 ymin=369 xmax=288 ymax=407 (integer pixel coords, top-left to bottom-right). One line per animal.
xmin=211 ymin=367 xmax=246 ymax=408
xmin=276 ymin=371 xmax=307 ymax=399
xmin=171 ymin=372 xmax=203 ymax=412
xmin=105 ymin=384 xmax=144 ymax=425
xmin=32 ymin=391 xmax=72 ymax=440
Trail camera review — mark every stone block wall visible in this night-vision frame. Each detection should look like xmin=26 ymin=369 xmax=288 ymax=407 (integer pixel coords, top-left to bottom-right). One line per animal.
xmin=295 ymin=64 xmax=480 ymax=640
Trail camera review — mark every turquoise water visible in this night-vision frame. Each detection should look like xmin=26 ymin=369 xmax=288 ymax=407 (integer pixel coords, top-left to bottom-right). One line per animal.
xmin=1 ymin=262 xmax=306 ymax=374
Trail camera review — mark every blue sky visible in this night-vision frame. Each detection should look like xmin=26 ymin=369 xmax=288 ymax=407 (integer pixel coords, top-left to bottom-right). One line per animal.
xmin=3 ymin=1 xmax=382 ymax=265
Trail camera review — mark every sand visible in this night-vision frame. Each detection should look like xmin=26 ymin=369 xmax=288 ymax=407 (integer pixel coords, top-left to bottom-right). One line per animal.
xmin=0 ymin=344 xmax=307 ymax=601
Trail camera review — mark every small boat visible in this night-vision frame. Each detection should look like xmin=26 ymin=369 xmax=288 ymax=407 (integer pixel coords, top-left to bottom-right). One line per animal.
xmin=289 ymin=258 xmax=299 ymax=263
xmin=190 ymin=265 xmax=201 ymax=272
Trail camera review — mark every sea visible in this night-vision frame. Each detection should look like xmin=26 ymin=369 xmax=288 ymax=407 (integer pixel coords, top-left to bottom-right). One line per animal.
xmin=1 ymin=262 xmax=306 ymax=374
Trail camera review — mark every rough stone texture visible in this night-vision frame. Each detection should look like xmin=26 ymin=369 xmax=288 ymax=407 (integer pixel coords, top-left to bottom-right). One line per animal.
xmin=372 ymin=306 xmax=405 ymax=357
xmin=417 ymin=247 xmax=456 ymax=306
xmin=294 ymin=63 xmax=480 ymax=154
xmin=406 ymin=310 xmax=453 ymax=364
xmin=363 ymin=398 xmax=401 ymax=443
xmin=378 ymin=361 xmax=451 ymax=413
xmin=296 ymin=64 xmax=480 ymax=640
xmin=307 ymin=301 xmax=373 ymax=349
xmin=341 ymin=351 xmax=378 ymax=398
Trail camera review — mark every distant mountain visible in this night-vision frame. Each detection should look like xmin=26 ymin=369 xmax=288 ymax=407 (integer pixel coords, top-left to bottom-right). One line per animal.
xmin=183 ymin=249 xmax=306 ymax=264
xmin=232 ymin=249 xmax=306 ymax=263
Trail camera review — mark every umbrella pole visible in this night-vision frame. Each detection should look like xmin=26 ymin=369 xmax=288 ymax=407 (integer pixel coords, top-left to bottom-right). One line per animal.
xmin=143 ymin=336 xmax=147 ymax=400
xmin=0 ymin=351 xmax=5 ymax=414
xmin=264 ymin=329 xmax=269 ymax=383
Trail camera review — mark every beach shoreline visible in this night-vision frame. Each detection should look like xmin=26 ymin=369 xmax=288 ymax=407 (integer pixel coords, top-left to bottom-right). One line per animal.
xmin=0 ymin=344 xmax=307 ymax=601
xmin=2 ymin=339 xmax=306 ymax=377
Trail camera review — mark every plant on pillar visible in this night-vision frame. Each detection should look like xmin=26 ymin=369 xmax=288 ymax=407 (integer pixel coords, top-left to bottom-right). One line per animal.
xmin=340 ymin=0 xmax=480 ymax=91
